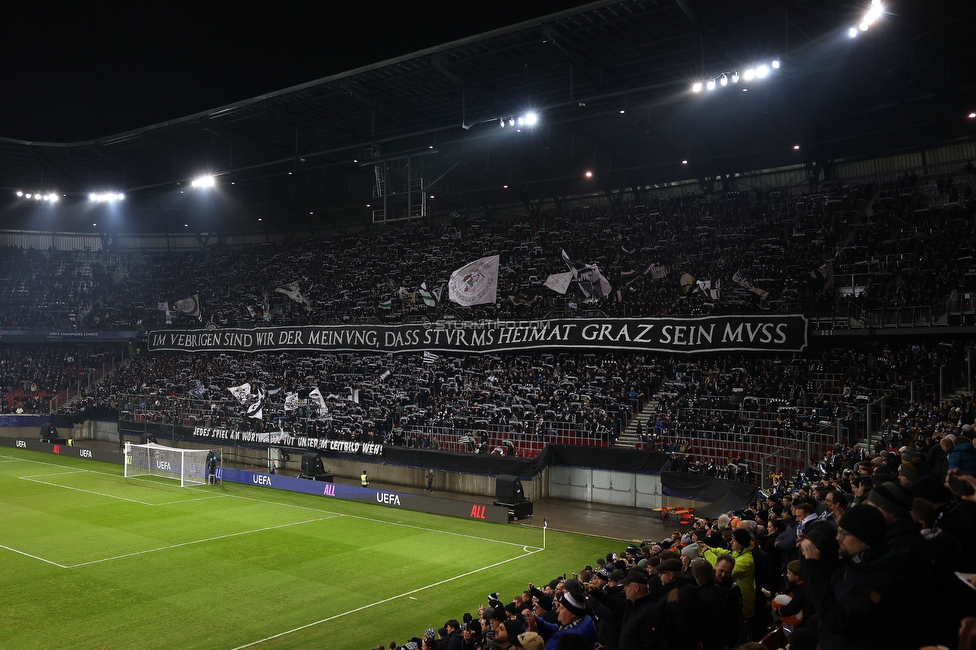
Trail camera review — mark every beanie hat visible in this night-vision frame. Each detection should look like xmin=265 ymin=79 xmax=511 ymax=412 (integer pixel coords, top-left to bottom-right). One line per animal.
xmin=501 ymin=618 xmax=525 ymax=638
xmin=534 ymin=593 xmax=553 ymax=612
xmin=424 ymin=628 xmax=437 ymax=640
xmin=899 ymin=450 xmax=925 ymax=483
xmin=681 ymin=542 xmax=700 ymax=559
xmin=868 ymin=481 xmax=912 ymax=519
xmin=558 ymin=590 xmax=587 ymax=617
xmin=732 ymin=529 xmax=753 ymax=548
xmin=838 ymin=505 xmax=887 ymax=547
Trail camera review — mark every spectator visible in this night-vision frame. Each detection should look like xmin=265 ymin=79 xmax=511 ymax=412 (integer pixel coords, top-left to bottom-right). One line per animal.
xmin=701 ymin=529 xmax=756 ymax=623
xmin=796 ymin=505 xmax=906 ymax=650
xmin=586 ymin=569 xmax=659 ymax=650
xmin=654 ymin=558 xmax=698 ymax=650
xmin=528 ymin=580 xmax=599 ymax=650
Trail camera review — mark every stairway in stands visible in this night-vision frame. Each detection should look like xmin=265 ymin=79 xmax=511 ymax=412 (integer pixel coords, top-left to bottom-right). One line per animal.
xmin=614 ymin=399 xmax=659 ymax=448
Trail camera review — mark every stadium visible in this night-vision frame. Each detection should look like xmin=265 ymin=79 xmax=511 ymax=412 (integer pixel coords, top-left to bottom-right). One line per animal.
xmin=2 ymin=1 xmax=976 ymax=649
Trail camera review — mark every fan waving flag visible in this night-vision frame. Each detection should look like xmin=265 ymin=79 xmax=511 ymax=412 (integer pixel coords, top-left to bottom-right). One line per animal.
xmin=173 ymin=294 xmax=202 ymax=321
xmin=418 ymin=282 xmax=437 ymax=307
xmin=448 ymin=255 xmax=500 ymax=306
xmin=275 ymin=281 xmax=310 ymax=310
xmin=544 ymin=270 xmax=575 ymax=294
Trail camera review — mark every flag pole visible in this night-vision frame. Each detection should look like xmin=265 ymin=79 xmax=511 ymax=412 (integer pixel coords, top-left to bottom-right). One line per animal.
xmin=543 ymin=518 xmax=548 ymax=550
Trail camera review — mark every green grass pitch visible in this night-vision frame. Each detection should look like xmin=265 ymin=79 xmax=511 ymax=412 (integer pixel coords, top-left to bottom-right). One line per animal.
xmin=0 ymin=447 xmax=620 ymax=649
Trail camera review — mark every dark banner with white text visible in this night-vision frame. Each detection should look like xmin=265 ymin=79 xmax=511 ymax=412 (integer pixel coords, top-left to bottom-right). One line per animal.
xmin=148 ymin=315 xmax=807 ymax=355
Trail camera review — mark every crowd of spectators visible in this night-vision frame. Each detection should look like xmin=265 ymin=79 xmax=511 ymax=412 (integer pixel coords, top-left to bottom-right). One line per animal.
xmin=0 ymin=168 xmax=974 ymax=332
xmin=3 ymin=335 xmax=966 ymax=469
xmin=375 ymin=429 xmax=976 ymax=649
xmin=57 ymin=348 xmax=657 ymax=454
xmin=645 ymin=340 xmax=969 ymax=475
xmin=0 ymin=344 xmax=124 ymax=413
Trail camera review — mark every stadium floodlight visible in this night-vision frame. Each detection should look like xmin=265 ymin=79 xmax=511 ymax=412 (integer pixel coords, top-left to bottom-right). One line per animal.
xmin=756 ymin=65 xmax=769 ymax=79
xmin=191 ymin=174 xmax=215 ymax=188
xmin=969 ymin=112 xmax=976 ymax=119
xmin=500 ymin=118 xmax=505 ymax=127
xmin=771 ymin=59 xmax=780 ymax=69
xmin=89 ymin=192 xmax=124 ymax=203
xmin=719 ymin=74 xmax=728 ymax=86
xmin=731 ymin=71 xmax=740 ymax=83
xmin=517 ymin=116 xmax=524 ymax=126
xmin=15 ymin=191 xmax=22 ymax=197
xmin=743 ymin=68 xmax=755 ymax=81
xmin=865 ymin=4 xmax=882 ymax=23
xmin=585 ymin=171 xmax=593 ymax=178
xmin=849 ymin=27 xmax=858 ymax=37
xmin=524 ymin=112 xmax=538 ymax=126
xmin=692 ymin=82 xmax=703 ymax=92
xmin=859 ymin=22 xmax=869 ymax=31
xmin=706 ymin=79 xmax=716 ymax=91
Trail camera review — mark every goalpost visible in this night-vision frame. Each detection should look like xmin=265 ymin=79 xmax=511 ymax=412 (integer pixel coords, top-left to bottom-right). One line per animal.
xmin=124 ymin=442 xmax=214 ymax=487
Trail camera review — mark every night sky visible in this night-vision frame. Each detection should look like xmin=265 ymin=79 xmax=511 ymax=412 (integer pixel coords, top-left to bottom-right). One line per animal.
xmin=0 ymin=1 xmax=591 ymax=143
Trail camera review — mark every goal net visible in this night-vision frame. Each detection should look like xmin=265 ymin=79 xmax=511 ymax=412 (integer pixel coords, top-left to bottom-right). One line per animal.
xmin=124 ymin=442 xmax=212 ymax=487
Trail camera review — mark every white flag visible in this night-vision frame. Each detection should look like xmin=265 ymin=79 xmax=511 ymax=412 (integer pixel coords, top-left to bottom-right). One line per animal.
xmin=448 ymin=255 xmax=499 ymax=306
xmin=423 ymin=351 xmax=440 ymax=364
xmin=544 ymin=270 xmax=576 ymax=294
xmin=308 ymin=387 xmax=329 ymax=417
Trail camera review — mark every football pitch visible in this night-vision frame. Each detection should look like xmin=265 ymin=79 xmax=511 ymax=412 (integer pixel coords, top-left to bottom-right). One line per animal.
xmin=1 ymin=447 xmax=618 ymax=650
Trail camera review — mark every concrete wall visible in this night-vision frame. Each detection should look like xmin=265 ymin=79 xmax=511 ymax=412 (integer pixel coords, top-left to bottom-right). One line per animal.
xmin=549 ymin=466 xmax=663 ymax=509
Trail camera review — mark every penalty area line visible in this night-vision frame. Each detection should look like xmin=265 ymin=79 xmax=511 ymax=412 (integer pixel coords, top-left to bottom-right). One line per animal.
xmin=65 ymin=515 xmax=341 ymax=568
xmin=230 ymin=546 xmax=544 ymax=649
xmin=0 ymin=544 xmax=67 ymax=569
xmin=231 ymin=493 xmax=537 ymax=550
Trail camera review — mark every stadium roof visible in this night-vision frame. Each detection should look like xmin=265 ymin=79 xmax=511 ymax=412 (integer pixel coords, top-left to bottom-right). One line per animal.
xmin=1 ymin=0 xmax=974 ymax=235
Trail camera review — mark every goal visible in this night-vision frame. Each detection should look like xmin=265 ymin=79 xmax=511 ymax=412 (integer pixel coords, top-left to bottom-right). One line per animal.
xmin=124 ymin=442 xmax=213 ymax=487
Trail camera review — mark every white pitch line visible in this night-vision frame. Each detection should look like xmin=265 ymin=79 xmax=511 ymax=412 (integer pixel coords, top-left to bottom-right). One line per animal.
xmin=152 ymin=494 xmax=231 ymax=506
xmin=66 ymin=516 xmax=340 ymax=568
xmin=0 ymin=543 xmax=67 ymax=569
xmin=230 ymin=545 xmax=544 ymax=650
xmin=230 ymin=493 xmax=542 ymax=551
xmin=20 ymin=476 xmax=158 ymax=505
xmin=18 ymin=470 xmax=90 ymax=479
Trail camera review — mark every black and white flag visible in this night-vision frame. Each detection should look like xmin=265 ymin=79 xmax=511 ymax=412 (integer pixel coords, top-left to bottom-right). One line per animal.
xmin=732 ymin=271 xmax=769 ymax=301
xmin=275 ymin=281 xmax=310 ymax=310
xmin=173 ymin=294 xmax=202 ymax=321
xmin=308 ymin=387 xmax=329 ymax=417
